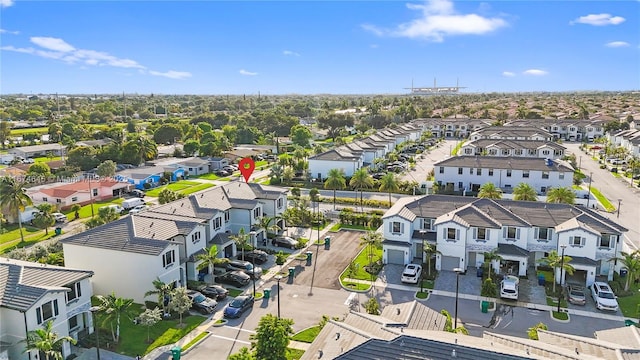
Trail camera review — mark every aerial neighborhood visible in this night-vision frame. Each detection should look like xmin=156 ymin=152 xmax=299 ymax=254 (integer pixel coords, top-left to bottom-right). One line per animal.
xmin=1 ymin=92 xmax=639 ymax=360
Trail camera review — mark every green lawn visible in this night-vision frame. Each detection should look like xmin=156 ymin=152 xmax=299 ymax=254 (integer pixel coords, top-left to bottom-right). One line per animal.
xmin=146 ymin=181 xmax=201 ymax=197
xmin=179 ymin=183 xmax=214 ymax=195
xmin=330 ymin=223 xmax=375 ymax=232
xmin=33 ymin=156 xmax=62 ymax=163
xmin=340 ymin=245 xmax=383 ymax=282
xmin=287 ymin=348 xmax=305 ymax=360
xmin=181 ymin=332 xmax=208 ymax=351
xmin=10 ymin=127 xmax=48 ymax=136
xmin=0 ymin=227 xmax=56 ymax=254
xmin=62 ymin=198 xmax=125 ymax=219
xmin=342 ymin=281 xmax=371 ymax=291
xmin=416 ymin=291 xmax=428 ymax=299
xmin=590 ymin=187 xmax=616 ymax=212
xmin=194 ymin=173 xmax=222 ymax=180
xmin=611 ymin=172 xmax=622 ymax=178
xmin=546 ymin=296 xmax=568 ymax=308
xmin=552 ymin=311 xmax=569 ymax=320
xmin=291 ymin=326 xmax=321 ymax=343
xmin=617 ymin=285 xmax=640 ymax=318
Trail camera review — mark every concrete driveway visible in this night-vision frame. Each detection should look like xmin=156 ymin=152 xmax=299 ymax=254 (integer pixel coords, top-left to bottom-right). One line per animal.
xmin=401 ymin=139 xmax=459 ymax=183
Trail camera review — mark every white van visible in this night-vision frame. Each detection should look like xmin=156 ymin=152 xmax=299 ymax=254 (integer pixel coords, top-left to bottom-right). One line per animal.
xmin=122 ymin=198 xmax=145 ymax=210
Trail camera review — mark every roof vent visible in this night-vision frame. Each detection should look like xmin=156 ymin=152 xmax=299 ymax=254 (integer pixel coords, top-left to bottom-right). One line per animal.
xmin=201 ymin=193 xmax=204 ymax=198
xmin=152 ymin=233 xmax=155 ymax=238
xmin=451 ymin=349 xmax=457 ymax=357
xmin=173 ymin=209 xmax=176 ymax=214
xmin=150 ymin=222 xmax=154 ymax=227
xmin=181 ymin=203 xmax=184 ymax=207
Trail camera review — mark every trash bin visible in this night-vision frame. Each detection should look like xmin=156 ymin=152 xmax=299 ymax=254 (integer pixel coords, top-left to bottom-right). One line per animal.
xmin=620 ymin=268 xmax=628 ymax=278
xmin=263 ymin=289 xmax=271 ymax=299
xmin=288 ymin=267 xmax=296 ymax=281
xmin=54 ymin=227 xmax=62 ymax=236
xmin=538 ymin=274 xmax=546 ymax=286
xmin=476 ymin=267 xmax=484 ymax=278
xmin=305 ymin=251 xmax=313 ymax=266
xmin=481 ymin=301 xmax=489 ymax=313
xmin=171 ymin=346 xmax=182 ymax=360
xmin=324 ymin=236 xmax=331 ymax=250
xmin=625 ymin=319 xmax=637 ymax=327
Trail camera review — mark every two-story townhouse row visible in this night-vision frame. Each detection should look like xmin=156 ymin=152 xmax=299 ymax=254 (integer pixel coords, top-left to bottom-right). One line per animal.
xmin=433 ymin=156 xmax=573 ymax=195
xmin=381 ymin=195 xmax=627 ymax=287
xmin=412 ymin=118 xmax=492 ymax=138
xmin=458 ymin=140 xmax=566 ymax=159
xmin=607 ymin=129 xmax=640 ymax=158
xmin=0 ymin=258 xmax=94 ymax=360
xmin=469 ymin=126 xmax=555 ymax=142
xmin=507 ymin=119 xmax=606 ymax=141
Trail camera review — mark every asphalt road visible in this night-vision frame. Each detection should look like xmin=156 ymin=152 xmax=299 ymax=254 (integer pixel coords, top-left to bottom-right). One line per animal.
xmin=400 ymin=138 xmax=460 ymax=183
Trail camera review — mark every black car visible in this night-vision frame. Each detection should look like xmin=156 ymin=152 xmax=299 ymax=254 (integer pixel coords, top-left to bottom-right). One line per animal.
xmin=186 ymin=290 xmax=217 ymax=314
xmin=223 ymin=295 xmax=255 ymax=318
xmin=216 ymin=270 xmax=251 ymax=288
xmin=237 ymin=250 xmax=269 ymax=264
xmin=129 ymin=189 xmax=146 ymax=198
xmin=198 ymin=284 xmax=229 ymax=301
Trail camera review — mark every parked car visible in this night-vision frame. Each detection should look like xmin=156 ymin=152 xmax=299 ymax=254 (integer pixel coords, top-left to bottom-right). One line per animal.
xmin=223 ymin=295 xmax=254 ymax=318
xmin=590 ymin=281 xmax=619 ymax=311
xmin=186 ymin=290 xmax=217 ymax=314
xmin=128 ymin=204 xmax=149 ymax=214
xmin=226 ymin=260 xmax=263 ymax=279
xmin=216 ymin=270 xmax=251 ymax=288
xmin=104 ymin=204 xmax=124 ymax=214
xmin=237 ymin=249 xmax=269 ymax=264
xmin=566 ymin=283 xmax=586 ymax=305
xmin=500 ymin=275 xmax=519 ymax=300
xmin=52 ymin=212 xmax=67 ymax=223
xmin=216 ymin=170 xmax=231 ymax=177
xmin=400 ymin=264 xmax=422 ymax=284
xmin=129 ymin=189 xmax=146 ymax=198
xmin=272 ymin=236 xmax=299 ymax=249
xmin=198 ymin=284 xmax=229 ymax=301
xmin=22 ymin=158 xmax=35 ymax=164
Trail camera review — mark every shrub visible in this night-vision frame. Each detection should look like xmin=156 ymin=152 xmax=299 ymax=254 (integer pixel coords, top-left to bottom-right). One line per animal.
xmin=143 ymin=182 xmax=152 ymax=189
xmin=481 ymin=278 xmax=497 ymax=298
xmin=275 ymin=251 xmax=288 ymax=265
xmin=364 ymin=298 xmax=380 ymax=315
xmin=295 ymin=238 xmax=309 ymax=249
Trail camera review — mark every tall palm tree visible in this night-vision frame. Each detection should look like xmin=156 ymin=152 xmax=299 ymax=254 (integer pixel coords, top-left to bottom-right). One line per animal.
xmin=379 ymin=173 xmax=399 ymax=206
xmin=546 ymin=187 xmax=575 ymax=204
xmin=231 ymin=228 xmax=249 ymax=261
xmin=96 ymin=292 xmax=136 ymax=343
xmin=144 ymin=278 xmax=173 ymax=316
xmin=33 ymin=203 xmax=56 ymax=235
xmin=483 ymin=249 xmax=502 ymax=279
xmin=423 ymin=243 xmax=441 ymax=277
xmin=324 ymin=168 xmax=346 ymax=210
xmin=513 ymin=183 xmax=538 ymax=201
xmin=537 ymin=250 xmax=574 ymax=292
xmin=349 ymin=168 xmax=374 ymax=210
xmin=478 ymin=182 xmax=502 ymax=199
xmin=360 ymin=231 xmax=382 ymax=279
xmin=0 ymin=177 xmax=33 ymax=243
xmin=21 ymin=319 xmax=76 ymax=360
xmin=257 ymin=215 xmax=280 ymax=238
xmin=610 ymin=251 xmax=640 ymax=291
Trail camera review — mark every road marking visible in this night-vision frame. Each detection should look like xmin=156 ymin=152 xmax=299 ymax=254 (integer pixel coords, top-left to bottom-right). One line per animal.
xmin=208 ymin=334 xmax=251 ymax=345
xmin=344 ymin=292 xmax=356 ymax=306
xmin=223 ymin=325 xmax=256 ymax=334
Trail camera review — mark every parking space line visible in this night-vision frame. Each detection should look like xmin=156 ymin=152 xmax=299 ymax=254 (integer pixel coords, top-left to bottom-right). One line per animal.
xmin=208 ymin=334 xmax=251 ymax=345
xmin=222 ymin=325 xmax=256 ymax=334
xmin=344 ymin=292 xmax=356 ymax=306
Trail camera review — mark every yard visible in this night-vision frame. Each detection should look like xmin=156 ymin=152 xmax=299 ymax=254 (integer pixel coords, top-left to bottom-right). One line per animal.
xmin=0 ymin=224 xmax=56 ymax=254
xmin=145 ymin=181 xmax=214 ymax=197
xmin=62 ymin=198 xmax=125 ymax=219
xmin=339 ymin=241 xmax=383 ymax=291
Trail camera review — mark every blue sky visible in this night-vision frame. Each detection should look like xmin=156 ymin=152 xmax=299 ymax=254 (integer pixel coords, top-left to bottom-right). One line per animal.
xmin=1 ymin=0 xmax=638 ymax=94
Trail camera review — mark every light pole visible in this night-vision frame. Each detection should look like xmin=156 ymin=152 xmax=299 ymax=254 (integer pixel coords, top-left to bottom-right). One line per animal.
xmin=617 ymin=199 xmax=622 ymax=218
xmin=586 ymin=172 xmax=593 ymax=208
xmin=453 ymin=268 xmax=464 ymax=329
xmin=275 ymin=275 xmax=282 ymax=318
xmin=249 ymin=231 xmax=257 ymax=296
xmin=89 ymin=306 xmax=101 ymax=360
xmin=557 ymin=245 xmax=566 ymax=313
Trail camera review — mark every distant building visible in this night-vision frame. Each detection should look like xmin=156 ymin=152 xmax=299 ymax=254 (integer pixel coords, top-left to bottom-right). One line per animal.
xmin=459 ymin=139 xmax=566 ymax=159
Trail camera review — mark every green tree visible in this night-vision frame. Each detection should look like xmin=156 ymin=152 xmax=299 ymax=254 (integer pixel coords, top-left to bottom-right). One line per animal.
xmin=282 ymin=167 xmax=294 ymax=185
xmin=183 ymin=140 xmax=200 ymax=156
xmin=231 ymin=228 xmax=250 ymax=261
xmin=481 ymin=277 xmax=497 ymax=298
xmin=96 ymin=292 xmax=136 ymax=343
xmin=483 ymin=249 xmax=502 ymax=279
xmin=360 ymin=231 xmax=382 ymax=277
xmin=513 ymin=182 xmax=538 ymax=201
xmin=349 ymin=168 xmax=374 ymax=209
xmin=96 ymin=160 xmax=117 ymax=177
xmin=0 ymin=120 xmax=11 ymax=149
xmin=67 ymin=146 xmax=100 ymax=171
xmin=0 ymin=177 xmax=33 ymax=243
xmin=168 ymin=287 xmax=192 ymax=327
xmin=33 ymin=203 xmax=56 ymax=235
xmin=195 ymin=245 xmax=221 ymax=285
xmin=537 ymin=250 xmax=574 ymax=292
xmin=527 ymin=322 xmax=548 ymax=340
xmin=289 ymin=125 xmax=312 ymax=147
xmin=478 ymin=182 xmax=502 ymax=199
xmin=229 ymin=347 xmax=255 ymax=360
xmin=158 ymin=188 xmax=185 ymax=204
xmin=144 ymin=278 xmax=173 ymax=316
xmin=379 ymin=172 xmax=399 ymax=206
xmin=423 ymin=243 xmax=441 ymax=277
xmin=97 ymin=206 xmax=119 ymax=223
xmin=364 ymin=297 xmax=380 ymax=315
xmin=546 ymin=187 xmax=575 ymax=204
xmin=250 ymin=314 xmax=294 ymax=360
xmin=257 ymin=216 xmax=280 ymax=238
xmin=610 ymin=251 xmax=640 ymax=291
xmin=324 ymin=168 xmax=346 ymax=210
xmin=28 ymin=163 xmax=51 ymax=177
xmin=138 ymin=307 xmax=163 ymax=343
xmin=70 ymin=204 xmax=81 ymax=220
xmin=21 ymin=319 xmax=76 ymax=360
xmin=153 ymin=124 xmax=183 ymax=144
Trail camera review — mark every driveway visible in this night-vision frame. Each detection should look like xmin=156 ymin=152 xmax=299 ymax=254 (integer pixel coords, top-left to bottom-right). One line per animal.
xmin=434 ymin=269 xmax=482 ymax=295
xmin=400 ymin=139 xmax=459 ymax=183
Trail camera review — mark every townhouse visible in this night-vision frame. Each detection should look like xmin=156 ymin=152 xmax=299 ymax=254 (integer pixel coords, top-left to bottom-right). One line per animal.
xmin=607 ymin=129 xmax=640 ymax=158
xmin=381 ymin=195 xmax=627 ymax=286
xmin=458 ymin=139 xmax=566 ymax=159
xmin=0 ymin=258 xmax=94 ymax=360
xmin=470 ymin=126 xmax=555 ymax=142
xmin=413 ymin=118 xmax=492 ymax=138
xmin=60 ymin=182 xmax=287 ymax=303
xmin=433 ymin=156 xmax=573 ymax=194
xmin=507 ymin=119 xmax=607 ymax=141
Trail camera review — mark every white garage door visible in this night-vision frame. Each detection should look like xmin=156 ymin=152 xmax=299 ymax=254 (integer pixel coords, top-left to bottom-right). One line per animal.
xmin=388 ymin=250 xmax=405 ymax=265
xmin=441 ymin=256 xmax=460 ymax=271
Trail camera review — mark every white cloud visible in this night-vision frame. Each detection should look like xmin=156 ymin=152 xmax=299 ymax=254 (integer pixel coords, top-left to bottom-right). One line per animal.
xmin=362 ymin=0 xmax=508 ymax=42
xmin=30 ymin=37 xmax=75 ymax=52
xmin=523 ymin=69 xmax=548 ymax=76
xmin=370 ymin=44 xmax=379 ymax=49
xmin=605 ymin=41 xmax=630 ymax=48
xmin=571 ymin=13 xmax=625 ymax=26
xmin=283 ymin=50 xmax=300 ymax=56
xmin=0 ymin=0 xmax=14 ymax=8
xmin=0 ymin=28 xmax=19 ymax=35
xmin=149 ymin=70 xmax=192 ymax=79
xmin=239 ymin=69 xmax=258 ymax=76
xmin=502 ymin=71 xmax=515 ymax=77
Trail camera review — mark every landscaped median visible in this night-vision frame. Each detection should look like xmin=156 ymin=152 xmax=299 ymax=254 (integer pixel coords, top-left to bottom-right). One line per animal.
xmin=339 ymin=243 xmax=383 ymax=292
xmin=145 ymin=180 xmax=214 ymax=197
xmin=589 ymin=187 xmax=616 ymax=212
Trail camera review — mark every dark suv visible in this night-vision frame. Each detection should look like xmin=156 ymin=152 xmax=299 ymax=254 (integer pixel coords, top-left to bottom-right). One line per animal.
xmin=237 ymin=250 xmax=269 ymax=264
xmin=186 ymin=290 xmax=217 ymax=314
xmin=227 ymin=260 xmax=263 ymax=279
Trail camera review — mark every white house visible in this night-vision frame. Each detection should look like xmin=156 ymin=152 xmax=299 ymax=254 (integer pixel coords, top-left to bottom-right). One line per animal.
xmin=308 ymin=148 xmax=364 ymax=179
xmin=508 ymin=119 xmax=607 ymax=141
xmin=0 ymin=258 xmax=94 ymax=360
xmin=458 ymin=139 xmax=566 ymax=159
xmin=433 ymin=156 xmax=574 ymax=195
xmin=8 ymin=144 xmax=66 ymax=159
xmin=470 ymin=126 xmax=555 ymax=142
xmin=27 ymin=179 xmax=131 ymax=210
xmin=380 ymin=195 xmax=627 ymax=286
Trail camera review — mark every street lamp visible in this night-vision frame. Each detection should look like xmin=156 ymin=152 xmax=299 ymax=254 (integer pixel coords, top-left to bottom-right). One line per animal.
xmin=453 ymin=268 xmax=464 ymax=329
xmin=89 ymin=306 xmax=101 ymax=360
xmin=557 ymin=245 xmax=567 ymax=313
xmin=275 ymin=275 xmax=283 ymax=318
xmin=586 ymin=172 xmax=593 ymax=208
xmin=617 ymin=199 xmax=622 ymax=218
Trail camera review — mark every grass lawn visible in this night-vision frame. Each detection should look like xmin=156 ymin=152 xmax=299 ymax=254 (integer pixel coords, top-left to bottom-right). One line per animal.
xmin=287 ymin=348 xmax=305 ymax=360
xmin=227 ymin=289 xmax=243 ymax=298
xmin=33 ymin=156 xmax=62 ymax=163
xmin=590 ymin=187 xmax=616 ymax=212
xmin=611 ymin=172 xmax=622 ymax=178
xmin=10 ymin=127 xmax=48 ymax=136
xmin=329 ymin=223 xmax=375 ymax=232
xmin=62 ymin=198 xmax=124 ymax=219
xmin=0 ymin=227 xmax=56 ymax=254
xmin=146 ymin=181 xmax=201 ymax=197
xmin=552 ymin=311 xmax=569 ymax=320
xmin=194 ymin=173 xmax=221 ymax=180
xmin=617 ymin=285 xmax=640 ymax=318
xmin=180 ymin=183 xmax=214 ymax=195
xmin=416 ymin=291 xmax=428 ymax=299
xmin=420 ymin=279 xmax=434 ymax=290
xmin=339 ymin=245 xmax=382 ymax=285
xmin=342 ymin=281 xmax=371 ymax=291
xmin=291 ymin=326 xmax=321 ymax=343
xmin=115 ymin=313 xmax=205 ymax=356
xmin=181 ymin=332 xmax=208 ymax=351
xmin=546 ymin=296 xmax=568 ymax=308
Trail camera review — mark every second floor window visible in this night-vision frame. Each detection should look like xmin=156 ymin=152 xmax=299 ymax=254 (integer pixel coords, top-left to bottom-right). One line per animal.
xmin=599 ymin=235 xmax=615 ymax=248
xmin=535 ymin=227 xmax=551 ymax=241
xmin=444 ymin=228 xmax=459 ymax=241
xmin=420 ymin=218 xmax=435 ymax=231
xmin=277 ymin=198 xmax=284 ymax=209
xmin=503 ymin=226 xmax=520 ymax=240
xmin=224 ymin=210 xmax=230 ymax=223
xmin=542 ymin=171 xmax=549 ymax=179
xmin=570 ymin=236 xmax=585 ymax=247
xmin=477 ymin=169 xmax=482 ymax=176
xmin=439 ymin=167 xmax=444 ymax=174
xmin=254 ymin=208 xmax=261 ymax=219
xmin=191 ymin=232 xmax=201 ymax=243
xmin=163 ymin=250 xmax=175 ymax=268
xmin=458 ymin=168 xmax=463 ymax=175
xmin=523 ymin=171 xmax=529 ymax=178
xmin=214 ymin=217 xmax=222 ymax=230
xmin=506 ymin=170 xmax=512 ymax=177
xmin=66 ymin=282 xmax=82 ymax=303
xmin=36 ymin=299 xmax=59 ymax=325
xmin=488 ymin=169 xmax=494 ymax=176
xmin=473 ymin=227 xmax=487 ymax=241
xmin=390 ymin=221 xmax=404 ymax=234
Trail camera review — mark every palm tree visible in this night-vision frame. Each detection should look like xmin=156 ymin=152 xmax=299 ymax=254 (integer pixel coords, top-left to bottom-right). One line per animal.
xmin=257 ymin=215 xmax=280 ymax=239
xmin=144 ymin=278 xmax=173 ymax=316
xmin=21 ymin=319 xmax=76 ymax=360
xmin=96 ymin=292 xmax=136 ymax=343
xmin=379 ymin=173 xmax=399 ymax=206
xmin=282 ymin=167 xmax=294 ymax=185
xmin=610 ymin=251 xmax=640 ymax=291
xmin=546 ymin=187 xmax=575 ymax=204
xmin=0 ymin=177 xmax=33 ymax=243
xmin=478 ymin=183 xmax=502 ymax=199
xmin=231 ymin=228 xmax=249 ymax=261
xmin=195 ymin=245 xmax=221 ymax=283
xmin=349 ymin=168 xmax=374 ymax=210
xmin=324 ymin=168 xmax=346 ymax=210
xmin=70 ymin=204 xmax=81 ymax=220
xmin=33 ymin=203 xmax=56 ymax=235
xmin=423 ymin=243 xmax=441 ymax=277
xmin=360 ymin=231 xmax=382 ymax=279
xmin=483 ymin=249 xmax=502 ymax=279
xmin=513 ymin=183 xmax=538 ymax=201
xmin=537 ymin=250 xmax=574 ymax=292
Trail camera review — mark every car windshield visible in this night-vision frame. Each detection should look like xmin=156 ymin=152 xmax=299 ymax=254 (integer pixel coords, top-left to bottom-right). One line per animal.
xmin=245 ymin=264 xmax=253 ymax=271
xmin=570 ymin=290 xmax=584 ymax=296
xmin=194 ymin=294 xmax=206 ymax=303
xmin=599 ymin=292 xmax=615 ymax=299
xmin=230 ymin=298 xmax=244 ymax=308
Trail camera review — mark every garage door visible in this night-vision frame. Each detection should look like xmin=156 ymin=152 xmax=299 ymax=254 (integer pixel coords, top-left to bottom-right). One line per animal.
xmin=441 ymin=256 xmax=460 ymax=271
xmin=388 ymin=250 xmax=405 ymax=265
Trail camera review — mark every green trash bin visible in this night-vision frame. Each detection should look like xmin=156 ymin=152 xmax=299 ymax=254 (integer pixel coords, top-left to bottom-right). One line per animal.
xmin=481 ymin=301 xmax=489 ymax=313
xmin=625 ymin=319 xmax=636 ymax=327
xmin=263 ymin=289 xmax=271 ymax=299
xmin=305 ymin=251 xmax=313 ymax=266
xmin=288 ymin=267 xmax=296 ymax=281
xmin=171 ymin=346 xmax=182 ymax=360
xmin=55 ymin=227 xmax=62 ymax=236
xmin=324 ymin=236 xmax=331 ymax=250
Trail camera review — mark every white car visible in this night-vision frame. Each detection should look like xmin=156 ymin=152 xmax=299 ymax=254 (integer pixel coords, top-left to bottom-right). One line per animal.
xmin=500 ymin=275 xmax=519 ymax=300
xmin=52 ymin=212 xmax=67 ymax=223
xmin=104 ymin=204 xmax=124 ymax=214
xmin=22 ymin=158 xmax=35 ymax=164
xmin=590 ymin=282 xmax=619 ymax=311
xmin=401 ymin=264 xmax=422 ymax=284
xmin=128 ymin=205 xmax=149 ymax=214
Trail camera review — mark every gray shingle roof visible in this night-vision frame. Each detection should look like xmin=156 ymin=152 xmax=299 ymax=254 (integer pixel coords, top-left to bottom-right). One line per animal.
xmin=0 ymin=258 xmax=92 ymax=311
xmin=498 ymin=243 xmax=529 ymax=257
xmin=464 ymin=139 xmax=566 ymax=151
xmin=309 ymin=149 xmax=361 ymax=161
xmin=434 ymin=156 xmax=573 ymax=172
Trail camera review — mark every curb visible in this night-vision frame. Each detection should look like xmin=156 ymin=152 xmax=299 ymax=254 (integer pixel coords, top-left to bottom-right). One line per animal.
xmin=414 ymin=290 xmax=430 ymax=301
xmin=181 ymin=332 xmax=212 ymax=355
xmin=550 ymin=310 xmax=571 ymax=323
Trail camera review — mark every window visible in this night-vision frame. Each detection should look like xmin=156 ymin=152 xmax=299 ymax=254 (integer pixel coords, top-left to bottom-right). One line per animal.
xmin=542 ymin=171 xmax=549 ymax=179
xmin=515 ymin=149 xmax=523 ymax=156
xmin=253 ymin=208 xmax=261 ymax=219
xmin=163 ymin=250 xmax=176 ymax=268
xmin=523 ymin=171 xmax=529 ymax=178
xmin=489 ymin=149 xmax=497 ymax=155
xmin=191 ymin=232 xmax=201 ymax=243
xmin=535 ymin=227 xmax=550 ymax=241
xmin=213 ymin=217 xmax=222 ymax=230
xmin=92 ymin=189 xmax=98 ymax=196
xmin=570 ymin=236 xmax=585 ymax=247
xmin=57 ymin=199 xmax=62 ymax=203
xmin=541 ymin=186 xmax=546 ymax=193
xmin=224 ymin=210 xmax=230 ymax=223
xmin=474 ymin=227 xmax=487 ymax=241
xmin=420 ymin=218 xmax=435 ymax=231
xmin=464 ymin=149 xmax=472 ymax=155
xmin=390 ymin=221 xmax=404 ymax=234
xmin=488 ymin=169 xmax=494 ymax=176
xmin=444 ymin=228 xmax=459 ymax=241
xmin=42 ymin=197 xmax=48 ymax=202
xmin=69 ymin=315 xmax=79 ymax=330
xmin=476 ymin=169 xmax=482 ymax=176
xmin=542 ymin=150 xmax=550 ymax=155
xmin=71 ymin=196 xmax=78 ymax=202
xmin=501 ymin=149 xmax=509 ymax=155
xmin=458 ymin=167 xmax=463 ymax=175
xmin=439 ymin=167 xmax=444 ymax=174
xmin=66 ymin=282 xmax=82 ymax=303
xmin=469 ymin=168 xmax=474 ymax=175
xmin=599 ymin=235 xmax=615 ymax=248
xmin=277 ymin=198 xmax=283 ymax=209
xmin=559 ymin=173 xmax=564 ymax=180
xmin=36 ymin=300 xmax=59 ymax=324
xmin=506 ymin=170 xmax=512 ymax=177
xmin=503 ymin=226 xmax=520 ymax=240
